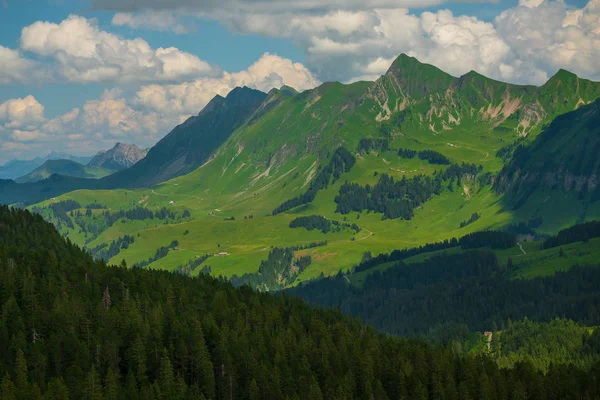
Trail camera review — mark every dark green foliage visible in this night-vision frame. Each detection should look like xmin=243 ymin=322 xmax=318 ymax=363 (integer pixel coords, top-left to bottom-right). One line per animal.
xmin=182 ymin=209 xmax=191 ymax=218
xmin=357 ymin=138 xmax=389 ymax=152
xmin=291 ymin=251 xmax=600 ymax=336
xmin=543 ymin=220 xmax=600 ymax=249
xmin=89 ymin=235 xmax=135 ymax=261
xmin=133 ymin=245 xmax=171 ymax=268
xmin=1 ymin=206 xmax=600 ymax=399
xmin=289 ymin=215 xmax=360 ymax=234
xmin=496 ymin=138 xmax=526 ymax=160
xmin=494 ymin=319 xmax=600 ymax=372
xmin=174 ymin=257 xmax=213 ymax=277
xmin=353 ymin=237 xmax=459 ymax=274
xmin=85 ymin=203 xmax=107 ymax=210
xmin=418 ymin=150 xmax=451 ymax=165
xmin=272 ymin=147 xmax=355 ymax=215
xmin=460 ymin=212 xmax=480 ymax=228
xmin=48 ymin=200 xmax=81 ymax=229
xmin=504 ymin=217 xmax=544 ymax=236
xmin=459 ymin=230 xmax=516 ymax=249
xmin=335 ymin=163 xmax=483 ymax=220
xmin=397 ymin=148 xmax=417 ymax=159
xmin=496 ymin=98 xmax=600 ymax=197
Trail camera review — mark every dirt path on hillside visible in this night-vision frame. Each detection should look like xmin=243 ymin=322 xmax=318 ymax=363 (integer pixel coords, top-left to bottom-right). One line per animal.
xmin=357 ymin=228 xmax=374 ymax=241
xmin=517 ymin=242 xmax=527 ymax=255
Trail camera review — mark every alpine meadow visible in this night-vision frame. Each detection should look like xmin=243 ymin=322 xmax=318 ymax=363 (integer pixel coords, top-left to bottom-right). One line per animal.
xmin=1 ymin=0 xmax=600 ymax=398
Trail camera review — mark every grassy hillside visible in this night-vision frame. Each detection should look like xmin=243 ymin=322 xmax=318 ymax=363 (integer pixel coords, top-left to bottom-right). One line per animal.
xmin=25 ymin=54 xmax=600 ymax=286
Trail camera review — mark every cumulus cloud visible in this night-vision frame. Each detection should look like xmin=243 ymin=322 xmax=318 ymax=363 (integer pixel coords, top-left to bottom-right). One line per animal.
xmin=0 ymin=53 xmax=319 ymax=162
xmin=92 ymin=0 xmax=461 ymax=13
xmin=495 ymin=0 xmax=600 ymax=82
xmin=92 ymin=0 xmax=600 ymax=85
xmin=0 ymin=46 xmax=46 ymax=84
xmin=112 ymin=11 xmax=190 ymax=33
xmin=20 ymin=15 xmax=217 ymax=83
xmin=0 ymin=96 xmax=46 ymax=129
xmin=135 ymin=53 xmax=320 ymax=116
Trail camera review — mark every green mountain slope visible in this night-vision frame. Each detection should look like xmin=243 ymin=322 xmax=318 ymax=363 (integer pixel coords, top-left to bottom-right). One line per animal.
xmin=497 ymin=98 xmax=599 ymax=198
xmin=102 ymin=86 xmax=267 ymax=188
xmin=24 ymin=53 xmax=600 ymax=283
xmin=15 ymin=159 xmax=113 ymax=183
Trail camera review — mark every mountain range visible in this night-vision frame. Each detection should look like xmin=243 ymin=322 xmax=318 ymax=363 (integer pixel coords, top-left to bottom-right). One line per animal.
xmin=0 ymin=151 xmax=92 ymax=180
xmin=3 ymin=53 xmax=599 ymax=287
xmin=7 ymin=142 xmax=148 ymax=185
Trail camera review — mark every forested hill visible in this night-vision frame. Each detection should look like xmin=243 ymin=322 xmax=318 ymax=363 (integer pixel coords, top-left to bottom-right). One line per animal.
xmin=2 ymin=206 xmax=600 ymax=399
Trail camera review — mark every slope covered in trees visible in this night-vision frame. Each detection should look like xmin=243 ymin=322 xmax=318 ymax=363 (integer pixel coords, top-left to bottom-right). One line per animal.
xmin=290 ymin=251 xmax=600 ymax=336
xmin=3 ymin=206 xmax=600 ymax=399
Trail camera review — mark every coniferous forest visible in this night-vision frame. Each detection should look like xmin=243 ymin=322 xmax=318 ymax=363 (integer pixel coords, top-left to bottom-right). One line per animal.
xmin=3 ymin=207 xmax=600 ymax=399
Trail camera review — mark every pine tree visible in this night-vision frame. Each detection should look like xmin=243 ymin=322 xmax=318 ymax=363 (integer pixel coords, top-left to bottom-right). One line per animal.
xmin=84 ymin=365 xmax=103 ymax=400
xmin=14 ymin=349 xmax=29 ymax=400
xmin=159 ymin=349 xmax=175 ymax=400
xmin=104 ymin=368 xmax=119 ymax=400
xmin=1 ymin=375 xmax=16 ymax=400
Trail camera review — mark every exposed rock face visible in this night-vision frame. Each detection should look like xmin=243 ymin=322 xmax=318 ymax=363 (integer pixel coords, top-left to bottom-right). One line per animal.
xmin=88 ymin=143 xmax=149 ymax=171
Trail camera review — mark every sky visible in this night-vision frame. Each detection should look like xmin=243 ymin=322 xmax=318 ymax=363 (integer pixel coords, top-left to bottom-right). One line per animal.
xmin=0 ymin=0 xmax=598 ymax=164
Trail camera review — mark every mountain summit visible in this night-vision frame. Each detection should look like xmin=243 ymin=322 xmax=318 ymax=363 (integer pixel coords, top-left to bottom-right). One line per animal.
xmin=102 ymin=86 xmax=267 ymax=188
xmin=88 ymin=142 xmax=148 ymax=171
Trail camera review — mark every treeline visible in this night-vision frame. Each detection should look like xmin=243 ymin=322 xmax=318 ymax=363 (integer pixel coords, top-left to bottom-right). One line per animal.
xmin=229 ymin=247 xmax=311 ymax=290
xmin=460 ymin=212 xmax=480 ymax=228
xmin=289 ymin=215 xmax=360 ymax=234
xmin=504 ymin=217 xmax=543 ymax=236
xmin=3 ymin=206 xmax=600 ymax=399
xmin=418 ymin=150 xmax=451 ymax=165
xmin=46 ymin=200 xmax=82 ymax=229
xmin=459 ymin=230 xmax=516 ymax=249
xmin=89 ymin=235 xmax=135 ymax=262
xmin=174 ymin=254 xmax=212 ymax=276
xmin=335 ymin=163 xmax=484 ymax=220
xmin=353 ymin=237 xmax=460 ymax=274
xmin=357 ymin=138 xmax=390 ymax=152
xmin=133 ymin=241 xmax=179 ymax=268
xmin=272 ymin=147 xmax=355 ymax=215
xmin=352 ymin=230 xmax=516 ymax=275
xmin=290 ymin=251 xmax=600 ymax=336
xmin=335 ymin=174 xmax=438 ymax=220
xmin=543 ymin=220 xmax=600 ymax=248
xmin=397 ymin=148 xmax=417 ymax=158
xmin=396 ymin=148 xmax=451 ymax=165
xmin=496 ymin=137 xmax=526 ymax=160
xmin=494 ymin=318 xmax=600 ymax=372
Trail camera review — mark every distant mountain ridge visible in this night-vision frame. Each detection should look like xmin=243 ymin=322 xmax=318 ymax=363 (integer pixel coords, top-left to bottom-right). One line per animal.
xmin=15 ymin=159 xmax=113 ymax=183
xmin=0 ymin=152 xmax=93 ymax=180
xmin=88 ymin=142 xmax=148 ymax=171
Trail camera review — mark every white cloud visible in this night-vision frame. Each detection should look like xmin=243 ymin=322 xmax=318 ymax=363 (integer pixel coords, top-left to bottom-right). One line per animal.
xmin=112 ymin=11 xmax=190 ymax=33
xmin=11 ymin=129 xmax=49 ymax=142
xmin=92 ymin=0 xmax=468 ymax=13
xmin=135 ymin=53 xmax=320 ymax=116
xmin=202 ymin=1 xmax=600 ymax=84
xmin=0 ymin=46 xmax=46 ymax=84
xmin=494 ymin=0 xmax=600 ymax=82
xmin=0 ymin=96 xmax=46 ymax=129
xmin=20 ymin=14 xmax=217 ymax=83
xmin=0 ymin=53 xmax=320 ymax=163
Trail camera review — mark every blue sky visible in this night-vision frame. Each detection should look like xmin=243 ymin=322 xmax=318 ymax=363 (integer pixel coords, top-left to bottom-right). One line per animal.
xmin=0 ymin=0 xmax=598 ymax=162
